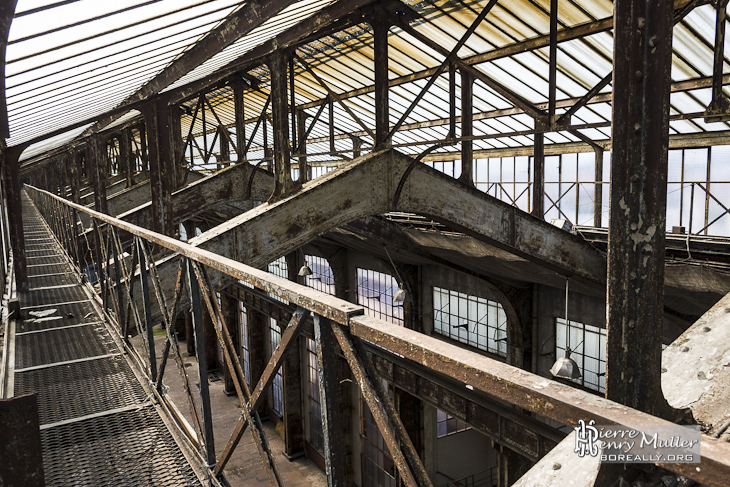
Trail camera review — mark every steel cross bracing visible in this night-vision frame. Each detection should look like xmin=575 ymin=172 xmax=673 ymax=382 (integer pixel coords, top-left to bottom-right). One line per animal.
xmin=6 ymin=191 xmax=209 ymax=486
xmin=22 ymin=183 xmax=730 ymax=487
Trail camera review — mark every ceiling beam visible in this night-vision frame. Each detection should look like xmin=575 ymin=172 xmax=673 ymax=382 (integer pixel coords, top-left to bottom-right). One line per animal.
xmin=82 ymin=0 xmax=300 ymax=137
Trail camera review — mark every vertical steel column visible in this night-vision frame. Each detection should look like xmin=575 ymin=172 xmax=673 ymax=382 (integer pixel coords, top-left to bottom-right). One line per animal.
xmin=202 ymin=292 xmax=218 ymax=371
xmin=531 ymin=133 xmax=544 ymax=218
xmin=593 ymin=147 xmax=604 ymax=228
xmin=119 ymin=127 xmax=134 ymax=188
xmin=218 ymin=125 xmax=230 ymax=163
xmin=186 ymin=258 xmax=216 ymax=467
xmin=2 ymin=146 xmax=25 ymax=289
xmin=88 ymin=137 xmax=109 ymax=215
xmin=371 ymin=13 xmax=391 ymax=149
xmin=547 ymin=0 xmax=558 ymax=121
xmin=314 ymin=315 xmax=347 ymax=486
xmin=221 ymin=291 xmax=240 ymax=396
xmin=138 ymin=238 xmax=158 ymax=381
xmin=68 ymin=147 xmax=81 ymax=203
xmin=269 ymin=50 xmax=296 ymax=198
xmin=297 ymin=108 xmax=308 ymax=184
xmin=352 ymin=136 xmax=361 ymax=159
xmin=606 ymin=0 xmax=674 ymax=416
xmin=141 ymin=99 xmax=175 ymax=237
xmin=170 ymin=104 xmax=184 ymax=185
xmin=459 ymin=69 xmax=474 ymax=187
xmin=139 ymin=124 xmax=149 ymax=172
xmin=233 ymin=78 xmax=247 ymax=162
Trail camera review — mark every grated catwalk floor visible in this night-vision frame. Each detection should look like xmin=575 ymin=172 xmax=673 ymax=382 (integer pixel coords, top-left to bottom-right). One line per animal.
xmin=13 ymin=191 xmax=203 ymax=487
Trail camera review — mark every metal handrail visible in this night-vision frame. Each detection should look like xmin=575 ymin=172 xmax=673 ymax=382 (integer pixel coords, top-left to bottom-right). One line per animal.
xmin=23 ymin=184 xmax=730 ymax=487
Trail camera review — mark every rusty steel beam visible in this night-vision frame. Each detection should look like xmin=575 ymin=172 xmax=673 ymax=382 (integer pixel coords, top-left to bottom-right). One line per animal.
xmin=346 ymin=315 xmax=730 ymax=487
xmin=606 ymin=0 xmax=675 ymax=417
xmin=459 ymin=68 xmax=474 ymax=187
xmin=269 ymin=50 xmax=296 ymax=199
xmin=166 ymin=0 xmax=373 ymax=105
xmin=330 ymin=321 xmax=425 ymax=487
xmin=117 ymin=161 xmax=270 ymax=229
xmin=314 ymin=315 xmax=347 ymax=486
xmin=214 ymin=307 xmax=311 ymax=476
xmin=23 ymin=184 xmax=730 ymax=486
xmin=181 ymin=150 xmax=605 ymax=288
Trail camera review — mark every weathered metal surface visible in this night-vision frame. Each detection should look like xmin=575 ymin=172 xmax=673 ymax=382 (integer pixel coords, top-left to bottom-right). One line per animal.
xmin=663 ymin=291 xmax=730 ymax=433
xmin=367 ymin=345 xmax=563 ymax=462
xmin=214 ymin=307 xmax=310 ymax=476
xmin=191 ymin=263 xmax=283 ymax=485
xmin=459 ymin=68 xmax=473 ymax=187
xmin=118 ymin=161 xmax=270 ymax=230
xmin=314 ymin=315 xmax=347 ymax=486
xmin=330 ymin=321 xmax=422 ymax=487
xmin=371 ymin=10 xmax=390 ymax=149
xmin=348 ymin=314 xmax=730 ymax=486
xmin=141 ymin=100 xmax=175 ymax=237
xmin=606 ymin=0 xmax=674 ymax=416
xmin=0 ymin=394 xmax=45 ymax=487
xmin=511 ymin=432 xmax=599 ymax=487
xmin=174 ymin=150 xmax=605 ymax=288
xmin=186 ymin=258 xmax=216 ymax=467
xmin=270 ymin=50 xmax=296 ymax=199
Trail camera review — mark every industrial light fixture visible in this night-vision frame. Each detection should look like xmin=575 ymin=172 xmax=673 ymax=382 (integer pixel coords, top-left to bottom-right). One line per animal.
xmin=383 ymin=246 xmax=407 ymax=303
xmin=298 ymin=248 xmax=313 ymax=277
xmin=550 ymin=276 xmax=582 ymax=380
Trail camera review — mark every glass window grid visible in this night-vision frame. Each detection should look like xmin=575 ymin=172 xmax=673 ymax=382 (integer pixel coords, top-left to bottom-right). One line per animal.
xmin=301 ymin=255 xmax=333 ymax=453
xmin=306 ymin=338 xmax=324 ymax=453
xmin=268 ymin=256 xmax=289 ymax=304
xmin=304 ymin=254 xmax=336 ymax=296
xmin=270 ymin=318 xmax=284 ymax=417
xmin=421 ymin=146 xmax=730 ymax=236
xmin=436 ymin=409 xmax=470 ymax=438
xmin=432 ymin=287 xmax=507 ymax=357
xmin=239 ymin=301 xmax=251 ymax=387
xmin=555 ymin=318 xmax=607 ymax=393
xmin=356 ymin=268 xmax=404 ymax=326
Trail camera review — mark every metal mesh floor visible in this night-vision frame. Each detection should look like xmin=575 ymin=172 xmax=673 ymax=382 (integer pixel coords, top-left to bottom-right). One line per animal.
xmin=40 ymin=407 xmax=202 ymax=487
xmin=14 ymin=324 xmax=118 ymax=369
xmin=21 ymin=284 xmax=88 ymax=308
xmin=13 ymin=192 xmax=204 ymax=486
xmin=15 ymin=355 xmax=149 ymax=425
xmin=17 ymin=301 xmax=97 ymax=333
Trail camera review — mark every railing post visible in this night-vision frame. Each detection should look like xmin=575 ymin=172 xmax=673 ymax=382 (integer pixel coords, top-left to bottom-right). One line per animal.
xmin=112 ymin=229 xmax=126 ymax=337
xmin=137 ymin=237 xmax=158 ymax=382
xmin=186 ymin=258 xmax=216 ymax=467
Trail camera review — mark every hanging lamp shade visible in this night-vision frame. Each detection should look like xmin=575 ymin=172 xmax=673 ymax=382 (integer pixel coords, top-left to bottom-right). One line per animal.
xmin=550 ymin=348 xmax=582 ymax=379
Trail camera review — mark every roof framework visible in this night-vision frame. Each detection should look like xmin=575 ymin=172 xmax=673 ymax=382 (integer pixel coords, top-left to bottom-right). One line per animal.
xmin=5 ymin=0 xmax=730 ymax=157
xmin=4 ymin=1 xmax=730 ymax=486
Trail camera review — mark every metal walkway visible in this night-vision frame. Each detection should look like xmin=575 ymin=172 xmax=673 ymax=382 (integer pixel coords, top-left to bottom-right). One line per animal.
xmin=8 ymin=191 xmax=204 ymax=486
